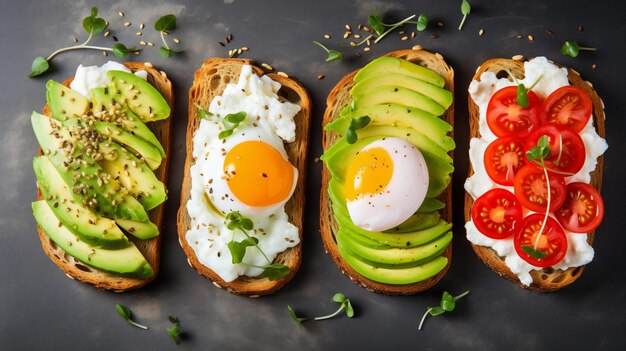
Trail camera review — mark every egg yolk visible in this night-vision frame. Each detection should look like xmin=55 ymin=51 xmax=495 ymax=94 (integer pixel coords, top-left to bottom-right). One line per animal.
xmin=344 ymin=147 xmax=394 ymax=201
xmin=223 ymin=140 xmax=294 ymax=207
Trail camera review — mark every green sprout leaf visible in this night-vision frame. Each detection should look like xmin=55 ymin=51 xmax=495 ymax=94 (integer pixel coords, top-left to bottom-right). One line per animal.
xmin=197 ymin=107 xmax=213 ymax=119
xmin=526 ymin=135 xmax=551 ymax=162
xmin=288 ymin=305 xmax=306 ymax=329
xmin=218 ymin=129 xmax=233 ymax=139
xmin=28 ymin=56 xmax=50 ymax=78
xmin=312 ymin=41 xmax=343 ymax=62
xmin=167 ymin=325 xmax=181 ymax=345
xmin=516 ymin=83 xmax=529 ymax=108
xmin=345 ymin=128 xmax=357 ymax=144
xmin=345 ymin=301 xmax=355 ymax=318
xmin=225 ymin=111 xmax=247 ymax=124
xmin=345 ymin=115 xmax=371 ymax=144
xmin=159 ymin=47 xmax=173 ymax=58
xmin=418 ymin=291 xmax=469 ymax=330
xmin=155 ymin=14 xmax=177 ymax=32
xmin=112 ymin=43 xmax=140 ymax=58
xmin=521 ymin=245 xmax=548 ymax=259
xmin=332 ymin=293 xmax=347 ymax=303
xmin=288 ymin=293 xmax=355 ymax=328
xmin=114 ymin=304 xmax=148 ymax=330
xmin=561 ymin=41 xmax=597 ymax=58
xmin=416 ymin=13 xmax=428 ymax=32
xmin=459 ymin=0 xmax=471 ymax=30
xmin=368 ymin=14 xmax=385 ymax=35
xmin=83 ymin=7 xmax=107 ymax=34
xmin=261 ymin=263 xmax=290 ymax=281
xmin=227 ymin=237 xmax=259 ymax=264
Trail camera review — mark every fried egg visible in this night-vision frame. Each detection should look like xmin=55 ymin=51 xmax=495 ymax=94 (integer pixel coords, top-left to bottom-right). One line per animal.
xmin=186 ymin=65 xmax=301 ymax=282
xmin=345 ymin=137 xmax=429 ymax=232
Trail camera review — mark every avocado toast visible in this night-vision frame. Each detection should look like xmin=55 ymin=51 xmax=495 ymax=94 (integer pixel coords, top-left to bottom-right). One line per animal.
xmin=33 ymin=62 xmax=173 ymax=291
xmin=320 ymin=49 xmax=455 ymax=295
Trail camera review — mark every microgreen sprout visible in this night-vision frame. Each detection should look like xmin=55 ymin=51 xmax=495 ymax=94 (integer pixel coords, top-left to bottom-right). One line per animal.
xmin=196 ymin=105 xmax=214 ymax=120
xmin=166 ymin=316 xmax=183 ymax=345
xmin=312 ymin=41 xmax=343 ymax=62
xmin=114 ymin=304 xmax=148 ymax=330
xmin=218 ymin=111 xmax=247 ymax=139
xmin=504 ymin=69 xmax=543 ymax=108
xmin=458 ymin=0 xmax=471 ymax=31
xmin=418 ymin=291 xmax=469 ymax=330
xmin=561 ymin=41 xmax=597 ymax=58
xmin=345 ymin=115 xmax=371 ymax=144
xmin=225 ymin=211 xmax=290 ymax=281
xmin=368 ymin=14 xmax=417 ymax=43
xmin=29 ymin=7 xmax=140 ymax=77
xmin=288 ymin=293 xmax=355 ymax=329
xmin=155 ymin=14 xmax=182 ymax=58
xmin=416 ymin=13 xmax=429 ymax=32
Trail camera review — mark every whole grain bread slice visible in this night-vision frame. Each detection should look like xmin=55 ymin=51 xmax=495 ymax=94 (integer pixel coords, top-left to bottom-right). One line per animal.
xmin=320 ymin=49 xmax=455 ymax=295
xmin=177 ymin=58 xmax=311 ymax=296
xmin=465 ymin=58 xmax=606 ymax=292
xmin=38 ymin=62 xmax=173 ymax=291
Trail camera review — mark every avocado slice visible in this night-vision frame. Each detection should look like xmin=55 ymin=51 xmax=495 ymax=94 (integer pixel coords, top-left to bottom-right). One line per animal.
xmin=325 ymin=104 xmax=454 ymax=152
xmin=353 ymin=86 xmax=445 ymax=117
xmin=351 ymin=73 xmax=453 ymax=109
xmin=90 ymin=87 xmax=166 ymax=157
xmin=354 ymin=56 xmax=446 ymax=88
xmin=114 ymin=218 xmax=159 ymax=240
xmin=338 ymin=241 xmax=449 ymax=285
xmin=384 ymin=212 xmax=441 ymax=233
xmin=107 ymin=70 xmax=170 ymax=122
xmin=32 ymin=113 xmax=150 ymax=223
xmin=32 ymin=201 xmax=153 ymax=278
xmin=46 ymin=80 xmax=90 ymax=121
xmin=33 ymin=156 xmax=129 ymax=249
xmin=98 ymin=141 xmax=166 ymax=211
xmin=337 ymin=230 xmax=452 ymax=266
xmin=418 ymin=198 xmax=445 ymax=214
xmin=92 ymin=120 xmax=162 ymax=170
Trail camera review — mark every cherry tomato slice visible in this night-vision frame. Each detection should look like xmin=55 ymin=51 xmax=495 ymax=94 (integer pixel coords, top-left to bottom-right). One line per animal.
xmin=526 ymin=124 xmax=586 ymax=175
xmin=472 ymin=188 xmax=523 ymax=239
xmin=484 ymin=136 xmax=527 ymax=186
xmin=487 ymin=86 xmax=541 ymax=137
xmin=514 ymin=164 xmax=566 ymax=212
xmin=555 ymin=182 xmax=604 ymax=233
xmin=540 ymin=86 xmax=592 ymax=133
xmin=514 ymin=214 xmax=568 ymax=267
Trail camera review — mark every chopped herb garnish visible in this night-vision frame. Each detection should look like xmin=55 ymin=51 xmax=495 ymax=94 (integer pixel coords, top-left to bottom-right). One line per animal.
xmin=312 ymin=41 xmax=343 ymax=62
xmin=418 ymin=291 xmax=469 ymax=330
xmin=166 ymin=315 xmax=183 ymax=345
xmin=225 ymin=211 xmax=290 ymax=280
xmin=345 ymin=115 xmax=371 ymax=144
xmin=114 ymin=304 xmax=148 ymax=330
xmin=561 ymin=41 xmax=597 ymax=58
xmin=288 ymin=293 xmax=355 ymax=328
xmin=458 ymin=0 xmax=471 ymax=31
xmin=29 ymin=7 xmax=140 ymax=77
xmin=155 ymin=14 xmax=182 ymax=58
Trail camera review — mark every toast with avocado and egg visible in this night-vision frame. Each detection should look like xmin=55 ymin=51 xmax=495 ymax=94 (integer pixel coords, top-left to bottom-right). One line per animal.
xmin=178 ymin=58 xmax=310 ymax=296
xmin=320 ymin=49 xmax=455 ymax=295
xmin=34 ymin=62 xmax=173 ymax=291
xmin=464 ymin=57 xmax=606 ymax=292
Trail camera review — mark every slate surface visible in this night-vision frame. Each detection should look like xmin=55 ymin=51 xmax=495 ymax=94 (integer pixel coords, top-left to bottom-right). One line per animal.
xmin=1 ymin=0 xmax=624 ymax=349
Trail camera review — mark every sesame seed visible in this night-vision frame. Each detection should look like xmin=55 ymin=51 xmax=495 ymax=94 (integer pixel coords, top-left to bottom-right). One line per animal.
xmin=435 ymin=53 xmax=443 ymax=60
xmin=173 ymin=38 xmax=180 ymax=44
xmin=139 ymin=23 xmax=145 ymax=30
xmin=578 ymin=24 xmax=584 ymax=32
xmin=277 ymin=71 xmax=288 ymax=77
xmin=124 ymin=22 xmax=131 ymax=27
xmin=349 ymin=41 xmax=356 ymax=46
xmin=136 ymin=32 xmax=142 ymax=36
xmin=592 ymin=64 xmax=597 ymax=70
xmin=479 ymin=29 xmax=484 ymax=36
xmin=528 ymin=35 xmax=534 ymax=41
xmin=411 ymin=32 xmax=415 ymax=38
xmin=431 ymin=34 xmax=439 ymax=39
xmin=354 ymin=34 xmax=361 ymax=39
xmin=261 ymin=63 xmax=273 ymax=71
xmin=364 ymin=47 xmax=371 ymax=52
xmin=437 ymin=21 xmax=444 ymax=27
xmin=228 ymin=49 xmax=234 ymax=56
xmin=102 ymin=51 xmax=108 ymax=56
xmin=343 ymin=31 xmax=351 ymax=39
xmin=147 ymin=42 xmax=154 ymax=46
xmin=401 ymin=36 xmax=408 ymax=41
xmin=104 ymin=31 xmax=110 ymax=37
xmin=118 ymin=11 xmax=124 ymax=17
xmin=345 ymin=24 xmax=351 ymax=31
xmin=512 ymin=55 xmax=524 ymax=61
xmin=219 ymin=42 xmax=225 ymax=47
xmin=545 ymin=29 xmax=553 ymax=36
xmin=317 ymin=74 xmax=325 ymax=80
xmin=516 ymin=35 xmax=523 ymax=39
xmin=324 ymin=34 xmax=331 ymax=39
xmin=140 ymin=40 xmax=146 ymax=46
xmin=160 ymin=70 xmax=167 ymax=78
xmin=412 ymin=45 xmax=422 ymax=51
xmin=144 ymin=62 xmax=153 ymax=67
xmin=241 ymin=47 xmax=248 ymax=51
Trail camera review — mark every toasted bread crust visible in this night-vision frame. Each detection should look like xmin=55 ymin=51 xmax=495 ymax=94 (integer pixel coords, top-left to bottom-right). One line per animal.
xmin=37 ymin=62 xmax=173 ymax=291
xmin=465 ymin=58 xmax=606 ymax=292
xmin=177 ymin=58 xmax=311 ymax=296
xmin=320 ymin=49 xmax=455 ymax=295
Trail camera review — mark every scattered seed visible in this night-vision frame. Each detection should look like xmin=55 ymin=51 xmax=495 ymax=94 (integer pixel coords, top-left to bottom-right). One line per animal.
xmin=237 ymin=48 xmax=242 ymax=55
xmin=317 ymin=74 xmax=325 ymax=80
xmin=324 ymin=34 xmax=331 ymax=39
xmin=228 ymin=49 xmax=234 ymax=57
xmin=102 ymin=51 xmax=108 ymax=56
xmin=399 ymin=31 xmax=405 ymax=35
xmin=124 ymin=22 xmax=131 ymax=27
xmin=512 ymin=55 xmax=524 ymax=61
xmin=364 ymin=47 xmax=371 ymax=52
xmin=349 ymin=41 xmax=356 ymax=46
xmin=528 ymin=35 xmax=534 ymax=41
xmin=144 ymin=62 xmax=153 ymax=68
xmin=241 ymin=47 xmax=249 ymax=51
xmin=431 ymin=34 xmax=439 ymax=39
xmin=261 ymin=63 xmax=273 ymax=71
xmin=437 ymin=21 xmax=444 ymax=27
xmin=277 ymin=71 xmax=288 ymax=77
xmin=354 ymin=34 xmax=361 ymax=39
xmin=160 ymin=70 xmax=167 ymax=78
xmin=314 ymin=157 xmax=321 ymax=163
xmin=118 ymin=11 xmax=124 ymax=17
xmin=219 ymin=42 xmax=225 ymax=47
xmin=412 ymin=45 xmax=422 ymax=51
xmin=147 ymin=42 xmax=154 ymax=47
xmin=136 ymin=31 xmax=142 ymax=36
xmin=411 ymin=32 xmax=415 ymax=38
xmin=479 ymin=29 xmax=484 ymax=36
xmin=173 ymin=38 xmax=181 ymax=44
xmin=343 ymin=31 xmax=351 ymax=39
xmin=104 ymin=31 xmax=110 ymax=37
xmin=139 ymin=23 xmax=145 ymax=30
xmin=112 ymin=36 xmax=118 ymax=42
xmin=358 ymin=24 xmax=363 ymax=30
xmin=516 ymin=35 xmax=523 ymax=39
xmin=592 ymin=64 xmax=597 ymax=70
xmin=345 ymin=24 xmax=351 ymax=31
xmin=545 ymin=29 xmax=553 ymax=36
xmin=72 ymin=37 xmax=78 ymax=43
xmin=363 ymin=26 xmax=370 ymax=32
xmin=140 ymin=40 xmax=146 ymax=46
xmin=578 ymin=24 xmax=584 ymax=32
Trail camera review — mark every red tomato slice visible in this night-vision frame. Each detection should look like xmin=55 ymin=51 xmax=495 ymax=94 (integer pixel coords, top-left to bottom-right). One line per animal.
xmin=472 ymin=189 xmax=523 ymax=239
xmin=484 ymin=136 xmax=527 ymax=186
xmin=514 ymin=214 xmax=568 ymax=267
xmin=540 ymin=86 xmax=592 ymax=133
xmin=555 ymin=182 xmax=604 ymax=233
xmin=526 ymin=124 xmax=586 ymax=175
xmin=514 ymin=164 xmax=566 ymax=212
xmin=487 ymin=86 xmax=541 ymax=137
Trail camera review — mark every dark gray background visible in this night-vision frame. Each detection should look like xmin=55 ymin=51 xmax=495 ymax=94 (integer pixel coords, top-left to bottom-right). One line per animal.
xmin=1 ymin=0 xmax=624 ymax=349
